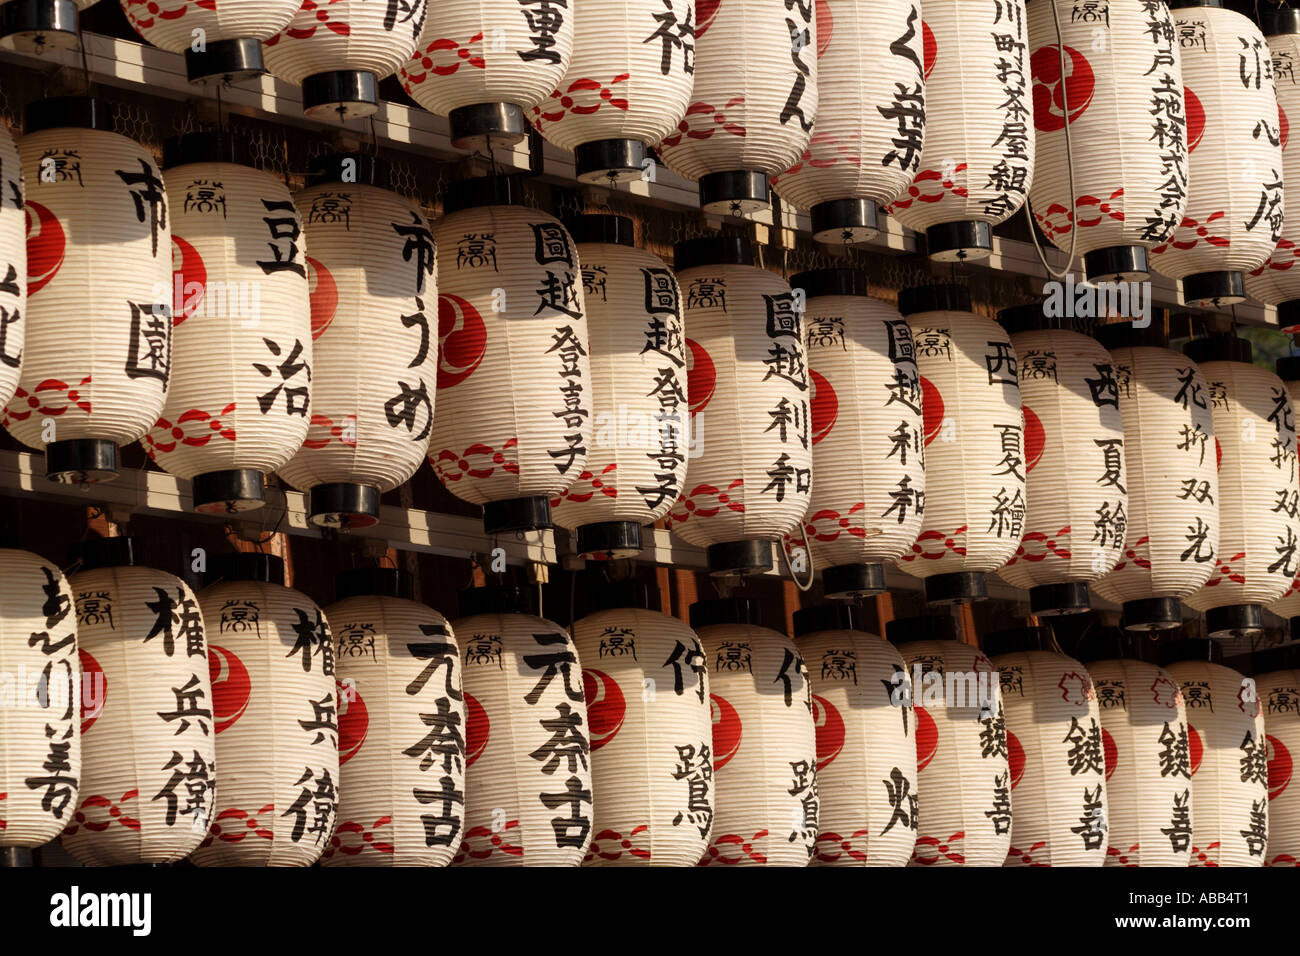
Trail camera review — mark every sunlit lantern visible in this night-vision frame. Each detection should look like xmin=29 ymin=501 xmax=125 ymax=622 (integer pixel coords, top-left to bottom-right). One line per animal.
xmin=1091 ymin=322 xmax=1219 ymax=631
xmin=190 ymin=553 xmax=338 ymax=867
xmin=120 ymin=0 xmax=302 ymax=83
xmin=320 ymin=567 xmax=465 ymax=867
xmin=1253 ymin=643 xmax=1300 ymax=867
xmin=895 ymin=284 xmax=1025 ymax=604
xmin=60 ymin=536 xmax=215 ymax=866
xmin=7 ymin=97 xmax=172 ymax=484
xmin=1161 ymin=638 xmax=1269 ymax=867
xmin=1268 ymin=356 xmax=1300 ymax=626
xmin=278 ymin=154 xmax=436 ymax=530
xmin=0 ymin=0 xmax=96 ymax=54
xmin=550 ymin=215 xmax=687 ymax=560
xmin=0 ymin=121 xmax=24 ymax=411
xmin=665 ymin=236 xmax=811 ymax=576
xmin=794 ymin=603 xmax=916 ymax=867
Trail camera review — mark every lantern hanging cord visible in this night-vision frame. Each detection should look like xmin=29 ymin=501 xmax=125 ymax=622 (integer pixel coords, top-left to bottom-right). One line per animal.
xmin=1025 ymin=0 xmax=1080 ymax=282
xmin=779 ymin=526 xmax=816 ymax=593
xmin=77 ymin=30 xmax=92 ymax=96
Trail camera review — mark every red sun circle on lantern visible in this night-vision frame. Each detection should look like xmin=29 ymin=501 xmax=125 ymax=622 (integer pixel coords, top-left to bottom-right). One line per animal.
xmin=171 ymin=235 xmax=206 ymax=324
xmin=1186 ymin=87 xmax=1206 ymax=153
xmin=583 ymin=668 xmax=627 ymax=752
xmin=1022 ymin=405 xmax=1046 ymax=472
xmin=305 ymin=255 xmax=339 ymax=340
xmin=465 ymin=691 xmax=489 ymax=766
xmin=809 ymin=369 xmax=838 ymax=445
xmin=1267 ymin=733 xmax=1292 ymax=800
xmin=1188 ymin=724 xmax=1203 ymax=776
xmin=811 ymin=693 xmax=846 ymax=770
xmin=1102 ymin=727 xmax=1118 ymax=781
xmin=687 ymin=337 xmax=717 ymax=418
xmin=337 ymin=679 xmax=369 ymax=765
xmin=208 ymin=644 xmax=252 ymax=735
xmin=920 ymin=375 xmax=944 ymax=446
xmin=814 ymin=0 xmax=832 ymax=58
xmin=710 ymin=693 xmax=743 ymax=770
xmin=437 ymin=293 xmax=488 ymax=390
xmin=922 ymin=19 xmax=937 ymax=80
xmin=1281 ymin=102 xmax=1291 ymax=152
xmin=914 ymin=705 xmax=938 ymax=771
xmin=1007 ymin=730 xmax=1026 ymax=789
xmin=1030 ymin=45 xmax=1095 ymax=132
xmin=24 ymin=200 xmax=66 ymax=296
xmin=696 ymin=0 xmax=721 ymax=37
xmin=78 ymin=648 xmax=105 ymax=736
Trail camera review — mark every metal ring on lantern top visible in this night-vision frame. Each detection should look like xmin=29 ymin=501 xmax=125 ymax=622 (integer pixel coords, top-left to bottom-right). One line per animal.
xmin=790 ymin=602 xmax=868 ymax=638
xmin=300 ymin=69 xmax=380 ymax=123
xmin=203 ymin=551 xmax=286 ymax=587
xmin=980 ymin=624 xmax=1057 ymax=659
xmin=884 ymin=613 xmax=960 ymax=646
xmin=456 ymin=584 xmax=534 ymax=618
xmin=306 ymin=151 xmax=392 ymax=190
xmin=573 ymin=139 xmax=648 ymax=187
xmin=447 ymin=102 xmax=531 ymax=153
xmin=66 ymin=534 xmax=143 ymax=571
xmin=687 ymin=596 xmax=762 ymax=630
xmin=1158 ymin=636 xmax=1224 ymax=667
xmin=334 ymin=566 xmax=415 ymax=602
xmin=185 ymin=37 xmax=266 ymax=86
xmin=698 ymin=171 xmax=772 ymax=218
xmin=0 ymin=0 xmax=80 ymax=54
xmin=1072 ymin=626 xmax=1160 ymax=665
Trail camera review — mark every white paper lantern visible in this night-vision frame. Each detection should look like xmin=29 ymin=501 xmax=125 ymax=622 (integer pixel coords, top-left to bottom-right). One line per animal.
xmin=60 ymin=537 xmax=216 ymax=866
xmin=1269 ymin=358 xmax=1300 ymax=624
xmin=784 ymin=269 xmax=923 ymax=598
xmin=665 ymin=237 xmax=811 ymax=577
xmin=994 ymin=306 xmax=1128 ymax=615
xmin=0 ymin=121 xmax=24 ymax=411
xmin=319 ymin=568 xmax=465 ymax=867
xmin=429 ymin=176 xmax=593 ymax=535
xmin=263 ymin=0 xmax=426 ymax=118
xmin=0 ymin=0 xmax=97 ymax=53
xmin=794 ymin=604 xmax=916 ymax=867
xmin=887 ymin=0 xmax=1034 ymax=261
xmin=1149 ymin=3 xmax=1283 ymax=306
xmin=451 ymin=587 xmax=593 ymax=867
xmin=1162 ymin=639 xmax=1269 ymax=867
xmin=771 ymin=0 xmax=925 ymax=243
xmin=120 ymin=0 xmax=301 ymax=83
xmin=1027 ymin=0 xmax=1188 ymax=282
xmin=190 ymin=554 xmax=338 ymax=867
xmin=572 ymin=584 xmax=712 ymax=867
xmin=549 ymin=216 xmax=687 ymax=560
xmin=655 ymin=0 xmax=818 ymax=214
xmin=277 ymin=155 xmax=436 ymax=530
xmin=886 ymin=615 xmax=1010 ymax=867
xmin=691 ymin=599 xmax=817 ymax=867
xmin=1253 ymin=644 xmax=1300 ymax=867
xmin=5 ymin=98 xmax=172 ymax=485
xmin=895 ymin=285 xmax=1025 ymax=604
xmin=985 ymin=627 xmax=1107 ymax=867
xmin=1092 ymin=323 xmax=1220 ymax=630
xmin=0 ymin=547 xmax=79 ymax=848
xmin=400 ymin=0 xmax=575 ymax=150
xmin=1180 ymin=336 xmax=1300 ymax=638
xmin=141 ymin=134 xmax=311 ymax=515
xmin=1078 ymin=632 xmax=1193 ymax=867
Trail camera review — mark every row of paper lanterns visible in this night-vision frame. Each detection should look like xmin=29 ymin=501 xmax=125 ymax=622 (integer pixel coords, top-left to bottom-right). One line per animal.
xmin=0 ymin=538 xmax=1293 ymax=867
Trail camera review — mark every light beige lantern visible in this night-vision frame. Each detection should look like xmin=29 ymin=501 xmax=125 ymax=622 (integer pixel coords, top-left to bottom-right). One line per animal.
xmin=6 ymin=97 xmax=172 ymax=484
xmin=1253 ymin=644 xmax=1300 ymax=867
xmin=400 ymin=0 xmax=575 ymax=150
xmin=451 ymin=587 xmax=593 ymax=867
xmin=1149 ymin=3 xmax=1282 ymax=306
xmin=886 ymin=615 xmax=1010 ymax=866
xmin=994 ymin=305 xmax=1127 ymax=615
xmin=550 ymin=215 xmax=687 ymax=560
xmin=142 ymin=133 xmax=311 ymax=516
xmin=430 ymin=176 xmax=592 ymax=536
xmin=278 ymin=154 xmax=435 ymax=530
xmin=0 ymin=0 xmax=97 ymax=53
xmin=887 ymin=0 xmax=1034 ymax=261
xmin=985 ymin=627 xmax=1107 ymax=867
xmin=665 ymin=237 xmax=811 ymax=577
xmin=691 ymin=599 xmax=817 ymax=867
xmin=121 ymin=0 xmax=301 ymax=83
xmin=0 ymin=547 xmax=78 ymax=848
xmin=1180 ymin=336 xmax=1300 ymax=638
xmin=785 ymin=269 xmax=923 ymax=598
xmin=60 ymin=537 xmax=215 ymax=866
xmin=1027 ymin=0 xmax=1188 ymax=282
xmin=190 ymin=554 xmax=338 ymax=867
xmin=656 ymin=0 xmax=818 ymax=214
xmin=320 ymin=568 xmax=465 ymax=867
xmin=1092 ymin=323 xmax=1219 ymax=631
xmin=263 ymin=0 xmax=426 ymax=118
xmin=1269 ymin=357 xmax=1300 ymax=625
xmin=794 ymin=604 xmax=916 ymax=867
xmin=772 ymin=0 xmax=925 ymax=243
xmin=1162 ymin=639 xmax=1269 ymax=866
xmin=0 ymin=120 xmax=23 ymax=410
xmin=895 ymin=285 xmax=1025 ymax=604
xmin=1079 ymin=632 xmax=1193 ymax=867
xmin=572 ymin=583 xmax=712 ymax=867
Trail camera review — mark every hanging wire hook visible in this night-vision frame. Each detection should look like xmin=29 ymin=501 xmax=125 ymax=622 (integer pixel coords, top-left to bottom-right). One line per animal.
xmin=780 ymin=527 xmax=817 ymax=593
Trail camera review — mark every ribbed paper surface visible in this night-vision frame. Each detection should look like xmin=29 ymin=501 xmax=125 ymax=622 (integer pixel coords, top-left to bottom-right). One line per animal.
xmin=122 ymin=0 xmax=301 ymax=50
xmin=0 ymin=121 xmax=23 ymax=410
xmin=264 ymin=0 xmax=425 ymax=86
xmin=1247 ymin=30 xmax=1300 ymax=311
xmin=1255 ymin=664 xmax=1299 ymax=866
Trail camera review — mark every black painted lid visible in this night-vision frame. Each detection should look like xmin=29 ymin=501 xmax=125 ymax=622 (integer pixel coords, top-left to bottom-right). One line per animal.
xmin=334 ymin=567 xmax=414 ymax=602
xmin=67 ymin=536 xmax=141 ymax=571
xmin=1074 ymin=628 xmax=1156 ymax=664
xmin=1094 ymin=320 xmax=1169 ymax=350
xmin=1261 ymin=5 xmax=1300 ymax=37
xmin=563 ymin=214 xmax=635 ymax=247
xmin=886 ymin=614 xmax=959 ymax=645
xmin=25 ymin=96 xmax=115 ymax=134
xmin=207 ymin=552 xmax=285 ymax=587
xmin=1278 ymin=356 xmax=1300 ymax=382
xmin=689 ymin=597 xmax=761 ymax=629
xmin=1166 ymin=0 xmax=1222 ymax=9
xmin=163 ymin=131 xmax=250 ymax=170
xmin=983 ymin=625 xmax=1056 ymax=658
xmin=792 ymin=603 xmax=865 ymax=637
xmin=582 ymin=579 xmax=662 ymax=614
xmin=1183 ymin=334 xmax=1252 ymax=365
xmin=307 ymin=151 xmax=391 ymax=189
xmin=789 ymin=268 xmax=869 ymax=300
xmin=1254 ymin=643 xmax=1300 ymax=675
xmin=897 ymin=284 xmax=972 ymax=317
xmin=1159 ymin=637 xmax=1223 ymax=667
xmin=457 ymin=585 xmax=533 ymax=618
xmin=673 ymin=235 xmax=754 ymax=270
xmin=997 ymin=301 xmax=1078 ymax=335
xmin=442 ymin=174 xmax=526 ymax=213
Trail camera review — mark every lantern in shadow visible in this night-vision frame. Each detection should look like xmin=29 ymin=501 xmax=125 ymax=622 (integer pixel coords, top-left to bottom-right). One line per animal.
xmin=1253 ymin=643 xmax=1300 ymax=867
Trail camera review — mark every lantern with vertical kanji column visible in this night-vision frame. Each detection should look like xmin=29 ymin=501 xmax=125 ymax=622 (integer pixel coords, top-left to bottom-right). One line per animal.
xmin=0 ymin=121 xmax=23 ymax=410
xmin=0 ymin=0 xmax=97 ymax=53
xmin=1253 ymin=643 xmax=1300 ymax=867
xmin=1269 ymin=357 xmax=1300 ymax=626
xmin=120 ymin=0 xmax=302 ymax=83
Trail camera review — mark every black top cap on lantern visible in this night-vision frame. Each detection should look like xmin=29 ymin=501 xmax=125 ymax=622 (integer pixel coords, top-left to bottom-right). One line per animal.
xmin=886 ymin=614 xmax=959 ymax=646
xmin=688 ymin=597 xmax=761 ymax=630
xmin=307 ymin=152 xmax=391 ymax=189
xmin=982 ymin=625 xmax=1056 ymax=658
xmin=1159 ymin=637 xmax=1224 ymax=667
xmin=581 ymin=579 xmax=662 ymax=615
xmin=1278 ymin=356 xmax=1300 ymax=383
xmin=1261 ymin=4 xmax=1300 ymax=37
xmin=1094 ymin=320 xmax=1169 ymax=350
xmin=206 ymin=552 xmax=286 ymax=587
xmin=24 ymin=96 xmax=114 ymax=134
xmin=997 ymin=301 xmax=1081 ymax=336
xmin=163 ymin=131 xmax=250 ymax=170
xmin=442 ymin=175 xmax=527 ymax=214
xmin=457 ymin=585 xmax=533 ymax=618
xmin=67 ymin=536 xmax=142 ymax=571
xmin=1165 ymin=0 xmax=1222 ymax=9
xmin=563 ymin=214 xmax=635 ymax=248
xmin=1074 ymin=628 xmax=1158 ymax=664
xmin=1253 ymin=643 xmax=1300 ymax=675
xmin=897 ymin=284 xmax=973 ymax=318
xmin=1183 ymin=333 xmax=1252 ymax=365
xmin=792 ymin=603 xmax=865 ymax=638
xmin=673 ymin=235 xmax=754 ymax=271
xmin=334 ymin=567 xmax=414 ymax=602
xmin=789 ymin=268 xmax=870 ymax=300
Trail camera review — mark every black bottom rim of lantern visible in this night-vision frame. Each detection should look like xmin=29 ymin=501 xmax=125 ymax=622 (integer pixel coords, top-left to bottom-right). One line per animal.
xmin=574 ymin=139 xmax=647 ymax=185
xmin=185 ymin=38 xmax=265 ymax=84
xmin=1029 ymin=582 xmax=1093 ymax=616
xmin=706 ymin=539 xmax=773 ymax=577
xmin=308 ymin=482 xmax=381 ymax=530
xmin=45 ymin=439 xmax=118 ymax=484
xmin=449 ymin=102 xmax=529 ymax=151
xmin=1181 ymin=270 xmax=1246 ymax=307
xmin=1084 ymin=245 xmax=1150 ymax=284
xmin=191 ymin=469 xmax=265 ymax=515
xmin=924 ymin=571 xmax=987 ymax=605
xmin=301 ymin=70 xmax=379 ymax=120
xmin=0 ymin=847 xmax=33 ymax=867
xmin=1203 ymin=603 xmax=1264 ymax=639
xmin=822 ymin=562 xmax=886 ymax=599
xmin=810 ymin=199 xmax=880 ymax=245
xmin=1277 ymin=299 xmax=1300 ymax=332
xmin=699 ymin=171 xmax=770 ymax=216
xmin=483 ymin=495 xmax=552 ymax=535
xmin=926 ymin=221 xmax=993 ymax=262
xmin=575 ymin=521 xmax=642 ymax=561
xmin=1120 ymin=597 xmax=1183 ymax=632
xmin=0 ymin=0 xmax=79 ymax=53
